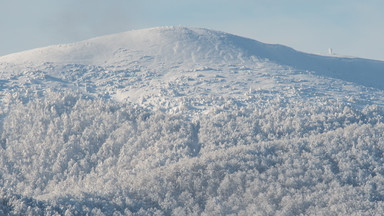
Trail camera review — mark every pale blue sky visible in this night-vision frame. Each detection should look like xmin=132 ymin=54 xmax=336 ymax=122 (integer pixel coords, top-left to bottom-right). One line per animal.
xmin=1 ymin=0 xmax=383 ymax=60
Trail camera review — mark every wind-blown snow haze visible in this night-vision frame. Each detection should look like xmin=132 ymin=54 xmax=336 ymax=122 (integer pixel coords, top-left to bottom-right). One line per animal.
xmin=1 ymin=26 xmax=384 ymax=215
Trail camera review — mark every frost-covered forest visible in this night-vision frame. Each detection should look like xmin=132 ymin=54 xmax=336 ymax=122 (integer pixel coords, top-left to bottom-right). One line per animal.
xmin=1 ymin=27 xmax=384 ymax=215
xmin=2 ymin=90 xmax=384 ymax=215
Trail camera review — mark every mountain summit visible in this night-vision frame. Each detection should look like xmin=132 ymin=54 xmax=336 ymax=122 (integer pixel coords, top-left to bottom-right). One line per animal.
xmin=0 ymin=26 xmax=254 ymax=65
xmin=1 ymin=27 xmax=384 ymax=110
xmin=2 ymin=26 xmax=384 ymax=90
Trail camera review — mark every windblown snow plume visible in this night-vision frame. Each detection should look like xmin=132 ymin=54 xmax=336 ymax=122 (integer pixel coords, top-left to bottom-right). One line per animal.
xmin=1 ymin=26 xmax=384 ymax=215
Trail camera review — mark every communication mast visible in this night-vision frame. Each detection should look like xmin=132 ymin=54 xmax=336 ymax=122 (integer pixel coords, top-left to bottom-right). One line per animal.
xmin=328 ymin=48 xmax=333 ymax=55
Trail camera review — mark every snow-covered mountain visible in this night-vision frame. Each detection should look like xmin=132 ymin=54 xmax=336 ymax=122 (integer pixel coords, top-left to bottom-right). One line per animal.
xmin=1 ymin=26 xmax=384 ymax=215
xmin=1 ymin=26 xmax=384 ymax=110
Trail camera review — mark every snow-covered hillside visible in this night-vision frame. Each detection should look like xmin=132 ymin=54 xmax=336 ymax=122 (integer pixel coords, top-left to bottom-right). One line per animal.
xmin=1 ymin=26 xmax=384 ymax=215
xmin=1 ymin=26 xmax=384 ymax=111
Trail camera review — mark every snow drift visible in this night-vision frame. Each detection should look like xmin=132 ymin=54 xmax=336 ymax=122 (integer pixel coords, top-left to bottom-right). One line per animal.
xmin=1 ymin=26 xmax=384 ymax=215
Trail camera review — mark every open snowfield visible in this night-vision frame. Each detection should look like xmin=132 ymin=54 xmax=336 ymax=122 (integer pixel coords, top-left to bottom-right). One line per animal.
xmin=1 ymin=26 xmax=384 ymax=215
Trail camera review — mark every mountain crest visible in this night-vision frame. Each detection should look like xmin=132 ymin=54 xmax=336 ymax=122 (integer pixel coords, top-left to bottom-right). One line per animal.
xmin=1 ymin=26 xmax=384 ymax=93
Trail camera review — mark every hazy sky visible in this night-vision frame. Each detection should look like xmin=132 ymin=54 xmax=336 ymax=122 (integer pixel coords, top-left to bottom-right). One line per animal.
xmin=1 ymin=0 xmax=383 ymax=60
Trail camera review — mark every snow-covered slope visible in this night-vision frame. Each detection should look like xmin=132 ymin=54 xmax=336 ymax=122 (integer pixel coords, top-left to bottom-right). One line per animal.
xmin=1 ymin=26 xmax=384 ymax=112
xmin=1 ymin=27 xmax=384 ymax=215
xmin=2 ymin=26 xmax=384 ymax=88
